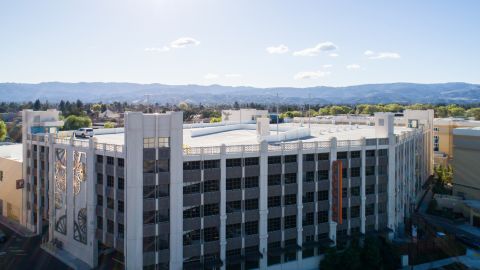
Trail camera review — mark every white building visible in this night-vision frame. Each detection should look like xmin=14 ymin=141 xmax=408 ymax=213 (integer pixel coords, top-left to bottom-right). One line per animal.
xmin=22 ymin=109 xmax=433 ymax=270
xmin=221 ymin=109 xmax=268 ymax=123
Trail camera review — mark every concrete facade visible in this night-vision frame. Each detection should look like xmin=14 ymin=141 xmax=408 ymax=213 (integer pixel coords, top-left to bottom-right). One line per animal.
xmin=22 ymin=109 xmax=433 ymax=270
xmin=0 ymin=144 xmax=24 ymax=225
xmin=452 ymin=127 xmax=480 ymax=200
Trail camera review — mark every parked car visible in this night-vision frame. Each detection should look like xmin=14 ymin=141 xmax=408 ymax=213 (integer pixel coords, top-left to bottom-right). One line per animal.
xmin=0 ymin=229 xmax=7 ymax=243
xmin=74 ymin=128 xmax=94 ymax=138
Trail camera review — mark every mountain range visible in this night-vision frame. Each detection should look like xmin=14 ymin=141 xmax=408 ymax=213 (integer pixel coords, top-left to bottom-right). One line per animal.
xmin=1 ymin=82 xmax=479 ymax=105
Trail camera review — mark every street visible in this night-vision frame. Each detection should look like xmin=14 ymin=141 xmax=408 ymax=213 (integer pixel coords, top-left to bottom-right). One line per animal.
xmin=0 ymin=223 xmax=70 ymax=270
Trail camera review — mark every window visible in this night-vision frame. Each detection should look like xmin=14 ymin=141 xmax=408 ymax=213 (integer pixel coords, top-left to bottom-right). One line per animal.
xmin=97 ymin=173 xmax=103 ymax=185
xmin=342 ymin=207 xmax=348 ymax=219
xmin=366 ymin=204 xmax=375 ymax=216
xmin=378 ymin=165 xmax=387 ymax=176
xmin=378 ymin=149 xmax=388 ymax=156
xmin=244 ymin=221 xmax=258 ymax=236
xmin=351 ymin=206 xmax=360 ymax=218
xmin=157 ymin=160 xmax=169 ymax=172
xmin=0 ymin=171 xmax=3 ymax=181
xmin=203 ymin=203 xmax=219 ymax=216
xmin=304 ymin=154 xmax=315 ymax=161
xmin=337 ymin=152 xmax=347 ymax=159
xmin=366 ymin=184 xmax=375 ymax=195
xmin=144 ymin=211 xmax=156 ymax=224
xmin=318 ymin=170 xmax=329 ymax=180
xmin=351 ymin=186 xmax=360 ymax=196
xmin=118 ymin=158 xmax=124 ymax=167
xmin=244 ymin=176 xmax=258 ymax=188
xmin=97 ymin=195 xmax=103 ymax=206
xmin=226 ymin=178 xmax=241 ymax=190
xmin=107 ymin=175 xmax=114 ymax=187
xmin=268 ymin=156 xmax=281 ymax=164
xmin=97 ymin=155 xmax=103 ymax=163
xmin=97 ymin=216 xmax=103 ymax=229
xmin=284 ymin=155 xmax=297 ymax=163
xmin=143 ymin=137 xmax=155 ymax=148
xmin=303 ymin=212 xmax=314 ymax=226
xmin=304 ymin=171 xmax=314 ymax=182
xmin=284 ymin=173 xmax=297 ymax=184
xmin=158 ymin=137 xmax=169 ymax=148
xmin=203 ymin=160 xmax=220 ymax=169
xmin=317 ymin=190 xmax=329 ymax=201
xmin=342 ymin=188 xmax=348 ymax=198
xmin=318 ymin=153 xmax=329 ymax=160
xmin=183 ymin=229 xmax=201 ymax=246
xmin=144 ymin=186 xmax=156 ymax=199
xmin=244 ymin=199 xmax=258 ymax=211
xmin=118 ymin=200 xmax=124 ymax=213
xmin=268 ymin=174 xmax=281 ymax=186
xmin=107 ymin=220 xmax=114 ymax=233
xmin=378 ymin=203 xmax=386 ymax=214
xmin=203 ymin=227 xmax=219 ymax=242
xmin=303 ymin=192 xmax=314 ymax=203
xmin=107 ymin=156 xmax=114 ymax=165
xmin=268 ymin=218 xmax=281 ymax=232
xmin=268 ymin=196 xmax=281 ymax=207
xmin=378 ymin=183 xmax=387 ymax=193
xmin=342 ymin=167 xmax=348 ymax=178
xmin=226 ymin=201 xmax=241 ymax=213
xmin=351 ymin=151 xmax=360 ymax=158
xmin=157 ymin=209 xmax=169 ymax=223
xmin=183 ymin=206 xmax=200 ymax=218
xmin=284 ymin=215 xmax=296 ymax=229
xmin=366 ymin=150 xmax=375 ymax=157
xmin=284 ymin=194 xmax=296 ymax=205
xmin=351 ymin=167 xmax=360 ymax=177
xmin=143 ymin=160 xmax=156 ymax=173
xmin=203 ymin=180 xmax=219 ymax=192
xmin=366 ymin=166 xmax=375 ymax=176
xmin=226 ymin=158 xmax=242 ymax=167
xmin=118 ymin=177 xmax=124 ymax=190
xmin=107 ymin=198 xmax=114 ymax=209
xmin=226 ymin=223 xmax=242 ymax=238
xmin=244 ymin=157 xmax=259 ymax=166
xmin=183 ymin=161 xmax=201 ymax=170
xmin=318 ymin=211 xmax=328 ymax=223
xmin=183 ymin=182 xmax=201 ymax=194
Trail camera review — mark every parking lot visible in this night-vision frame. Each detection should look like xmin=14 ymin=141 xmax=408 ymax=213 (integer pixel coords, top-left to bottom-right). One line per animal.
xmin=0 ymin=223 xmax=70 ymax=270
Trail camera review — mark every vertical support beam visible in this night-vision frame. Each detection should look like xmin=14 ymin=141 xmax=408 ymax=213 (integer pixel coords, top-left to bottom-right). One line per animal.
xmin=258 ymin=140 xmax=269 ymax=269
xmin=296 ymin=141 xmax=303 ymax=268
xmin=219 ymin=145 xmax=227 ymax=270
xmin=87 ymin=137 xmax=99 ymax=267
xmin=328 ymin=137 xmax=337 ymax=243
xmin=360 ymin=137 xmax=366 ymax=234
xmin=387 ymin=134 xmax=396 ymax=232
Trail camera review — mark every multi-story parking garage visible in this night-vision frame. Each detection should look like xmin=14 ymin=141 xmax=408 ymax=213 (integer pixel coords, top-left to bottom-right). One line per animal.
xmin=22 ymin=109 xmax=433 ymax=270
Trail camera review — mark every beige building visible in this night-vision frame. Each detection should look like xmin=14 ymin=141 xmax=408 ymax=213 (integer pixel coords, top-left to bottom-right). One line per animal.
xmin=452 ymin=127 xmax=480 ymax=200
xmin=433 ymin=118 xmax=480 ymax=164
xmin=0 ymin=144 xmax=25 ymax=225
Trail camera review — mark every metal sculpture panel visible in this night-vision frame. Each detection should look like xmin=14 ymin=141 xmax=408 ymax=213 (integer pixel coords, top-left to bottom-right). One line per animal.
xmin=73 ymin=151 xmax=87 ymax=244
xmin=54 ymin=148 xmax=67 ymax=234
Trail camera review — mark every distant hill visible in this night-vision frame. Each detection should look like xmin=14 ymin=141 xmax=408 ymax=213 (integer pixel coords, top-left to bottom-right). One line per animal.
xmin=1 ymin=82 xmax=479 ymax=104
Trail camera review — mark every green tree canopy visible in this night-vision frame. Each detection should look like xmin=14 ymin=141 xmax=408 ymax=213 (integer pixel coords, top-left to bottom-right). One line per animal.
xmin=104 ymin=122 xmax=115 ymax=128
xmin=0 ymin=120 xmax=6 ymax=141
xmin=466 ymin=108 xmax=480 ymax=120
xmin=63 ymin=115 xmax=92 ymax=130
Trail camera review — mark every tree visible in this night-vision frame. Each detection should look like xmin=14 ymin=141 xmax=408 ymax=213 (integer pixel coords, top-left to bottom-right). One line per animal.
xmin=104 ymin=122 xmax=115 ymax=128
xmin=447 ymin=105 xmax=465 ymax=117
xmin=178 ymin=102 xmax=189 ymax=111
xmin=435 ymin=106 xmax=449 ymax=118
xmin=210 ymin=117 xmax=222 ymax=123
xmin=33 ymin=99 xmax=41 ymax=110
xmin=63 ymin=115 xmax=92 ymax=130
xmin=319 ymin=107 xmax=330 ymax=115
xmin=384 ymin=103 xmax=404 ymax=113
xmin=329 ymin=106 xmax=350 ymax=115
xmin=466 ymin=108 xmax=480 ymax=120
xmin=0 ymin=120 xmax=6 ymax=141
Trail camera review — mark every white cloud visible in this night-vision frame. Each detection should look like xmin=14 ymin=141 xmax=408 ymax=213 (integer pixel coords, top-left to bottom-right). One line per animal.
xmin=144 ymin=46 xmax=170 ymax=52
xmin=225 ymin=73 xmax=242 ymax=78
xmin=170 ymin=37 xmax=200 ymax=48
xmin=266 ymin=44 xmax=289 ymax=54
xmin=346 ymin=64 xmax=361 ymax=70
xmin=364 ymin=50 xmax=400 ymax=59
xmin=294 ymin=70 xmax=331 ymax=80
xmin=329 ymin=53 xmax=339 ymax=57
xmin=322 ymin=64 xmax=333 ymax=69
xmin=293 ymin=41 xmax=338 ymax=56
xmin=204 ymin=73 xmax=220 ymax=80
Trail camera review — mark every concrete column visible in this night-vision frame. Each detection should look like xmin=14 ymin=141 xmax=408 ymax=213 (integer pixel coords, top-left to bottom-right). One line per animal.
xmin=36 ymin=143 xmax=42 ymax=234
xmin=48 ymin=134 xmax=55 ymax=241
xmin=219 ymin=145 xmax=227 ymax=270
xmin=87 ymin=137 xmax=98 ymax=267
xmin=387 ymin=133 xmax=396 ymax=232
xmin=296 ymin=141 xmax=303 ymax=268
xmin=328 ymin=137 xmax=337 ymax=243
xmin=360 ymin=137 xmax=366 ymax=234
xmin=259 ymin=140 xmax=269 ymax=269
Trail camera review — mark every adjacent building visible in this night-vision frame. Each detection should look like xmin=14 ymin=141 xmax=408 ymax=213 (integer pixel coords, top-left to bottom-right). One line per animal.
xmin=452 ymin=127 xmax=480 ymax=200
xmin=22 ymin=109 xmax=433 ymax=270
xmin=0 ymin=143 xmax=25 ymax=226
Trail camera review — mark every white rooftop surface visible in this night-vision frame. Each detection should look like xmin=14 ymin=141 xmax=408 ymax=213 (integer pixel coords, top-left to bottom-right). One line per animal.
xmin=0 ymin=143 xmax=23 ymax=162
xmin=90 ymin=123 xmax=413 ymax=147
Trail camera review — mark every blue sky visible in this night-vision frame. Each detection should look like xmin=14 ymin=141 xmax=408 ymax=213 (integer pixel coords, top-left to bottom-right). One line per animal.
xmin=0 ymin=0 xmax=479 ymax=87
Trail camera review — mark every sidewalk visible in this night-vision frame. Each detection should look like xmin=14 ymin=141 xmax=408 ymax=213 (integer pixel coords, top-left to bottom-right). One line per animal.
xmin=41 ymin=242 xmax=91 ymax=270
xmin=0 ymin=215 xmax=35 ymax=237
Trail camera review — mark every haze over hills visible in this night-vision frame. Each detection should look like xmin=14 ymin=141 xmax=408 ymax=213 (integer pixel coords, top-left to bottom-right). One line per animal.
xmin=1 ymin=82 xmax=479 ymax=105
